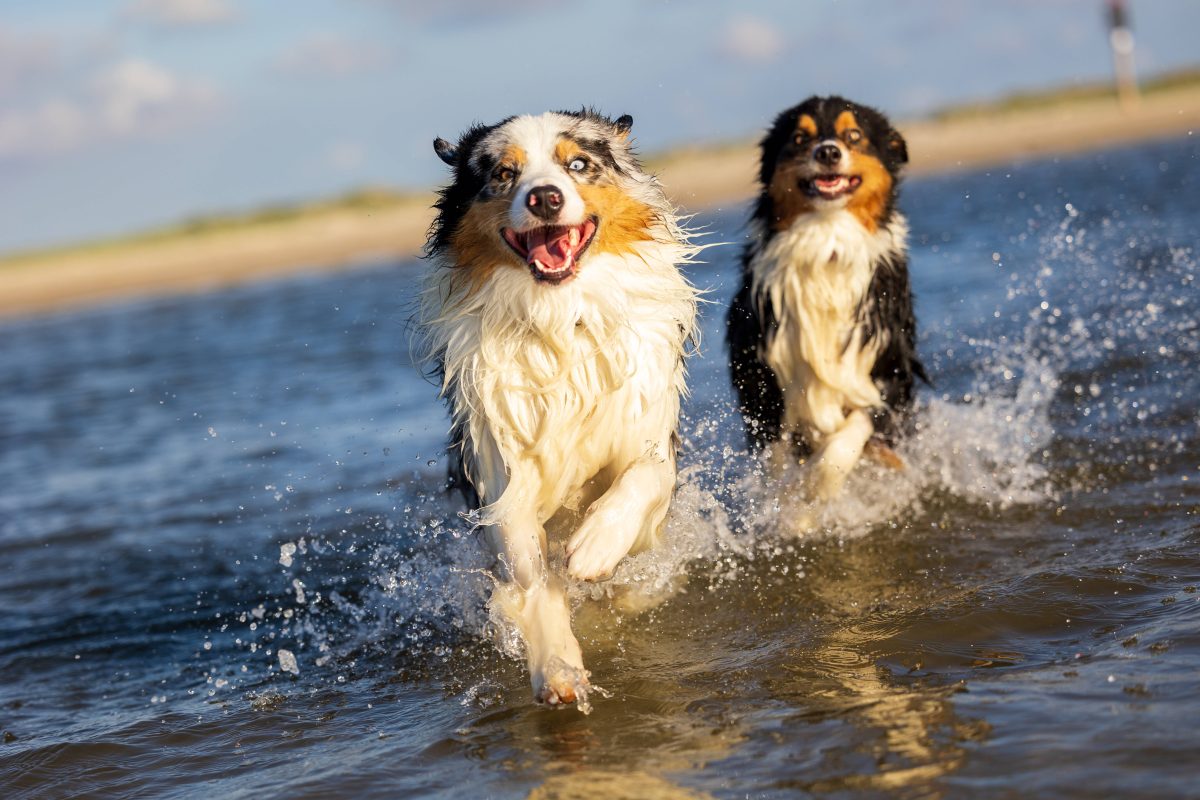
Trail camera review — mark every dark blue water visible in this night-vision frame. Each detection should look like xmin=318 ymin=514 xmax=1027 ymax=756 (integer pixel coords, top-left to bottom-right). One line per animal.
xmin=1 ymin=137 xmax=1198 ymax=799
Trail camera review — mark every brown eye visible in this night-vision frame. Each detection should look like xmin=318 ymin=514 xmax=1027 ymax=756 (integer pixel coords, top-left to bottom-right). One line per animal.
xmin=793 ymin=133 xmax=808 ymax=145
xmin=494 ymin=167 xmax=514 ymax=183
xmin=844 ymin=129 xmax=863 ymax=145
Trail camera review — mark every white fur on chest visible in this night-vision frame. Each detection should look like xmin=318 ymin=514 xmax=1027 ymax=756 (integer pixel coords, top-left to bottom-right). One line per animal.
xmin=749 ymin=210 xmax=906 ymax=438
xmin=425 ymin=240 xmax=696 ymax=525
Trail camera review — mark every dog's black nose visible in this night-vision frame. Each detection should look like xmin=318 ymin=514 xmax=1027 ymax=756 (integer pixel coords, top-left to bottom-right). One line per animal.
xmin=526 ymin=185 xmax=564 ymax=220
xmin=813 ymin=143 xmax=842 ymax=166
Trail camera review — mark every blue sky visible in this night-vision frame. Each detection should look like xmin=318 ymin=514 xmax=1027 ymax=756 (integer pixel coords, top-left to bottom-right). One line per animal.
xmin=2 ymin=0 xmax=1198 ymax=254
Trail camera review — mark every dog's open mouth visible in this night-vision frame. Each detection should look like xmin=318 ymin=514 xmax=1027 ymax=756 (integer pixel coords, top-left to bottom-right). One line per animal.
xmin=807 ymin=174 xmax=863 ymax=199
xmin=501 ymin=218 xmax=598 ymax=284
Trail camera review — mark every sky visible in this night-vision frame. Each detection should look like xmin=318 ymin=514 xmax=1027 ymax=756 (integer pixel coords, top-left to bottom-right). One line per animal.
xmin=2 ymin=0 xmax=1199 ymax=254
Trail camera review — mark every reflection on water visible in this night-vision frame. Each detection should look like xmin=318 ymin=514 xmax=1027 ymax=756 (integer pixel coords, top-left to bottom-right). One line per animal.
xmin=777 ymin=543 xmax=977 ymax=795
xmin=1 ymin=136 xmax=1199 ymax=798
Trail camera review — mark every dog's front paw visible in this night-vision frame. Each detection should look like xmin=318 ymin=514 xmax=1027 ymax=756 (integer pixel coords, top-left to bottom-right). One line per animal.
xmin=536 ymin=681 xmax=577 ymax=706
xmin=533 ymin=656 xmax=593 ymax=712
xmin=565 ymin=516 xmax=633 ymax=581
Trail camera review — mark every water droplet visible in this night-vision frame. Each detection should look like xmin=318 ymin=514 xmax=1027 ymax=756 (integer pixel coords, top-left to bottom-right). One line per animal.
xmin=278 ymin=649 xmax=299 ymax=675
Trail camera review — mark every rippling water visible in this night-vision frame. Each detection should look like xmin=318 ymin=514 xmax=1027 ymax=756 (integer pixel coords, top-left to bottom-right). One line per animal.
xmin=2 ymin=137 xmax=1198 ymax=799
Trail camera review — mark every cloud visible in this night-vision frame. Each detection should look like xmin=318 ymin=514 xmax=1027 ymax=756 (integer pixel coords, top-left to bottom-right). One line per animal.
xmin=122 ymin=0 xmax=236 ymax=29
xmin=94 ymin=59 xmax=218 ymax=134
xmin=0 ymin=59 xmax=219 ymax=160
xmin=275 ymin=36 xmax=390 ymax=78
xmin=717 ymin=16 xmax=786 ymax=64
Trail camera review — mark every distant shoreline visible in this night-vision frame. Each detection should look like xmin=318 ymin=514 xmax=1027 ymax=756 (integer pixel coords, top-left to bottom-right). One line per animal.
xmin=3 ymin=83 xmax=1199 ymax=321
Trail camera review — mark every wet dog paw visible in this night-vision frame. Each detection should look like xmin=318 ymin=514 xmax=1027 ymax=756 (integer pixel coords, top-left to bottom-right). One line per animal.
xmin=533 ymin=657 xmax=593 ymax=712
xmin=536 ymin=682 xmax=578 ymax=706
xmin=565 ymin=518 xmax=632 ymax=581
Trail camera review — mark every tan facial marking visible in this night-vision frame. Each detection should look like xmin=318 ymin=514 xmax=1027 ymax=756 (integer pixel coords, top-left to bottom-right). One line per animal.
xmin=576 ymin=183 xmax=656 ymax=257
xmin=797 ymin=115 xmax=818 ymax=137
xmin=766 ymin=168 xmax=815 ymax=231
xmin=448 ymin=194 xmax=524 ymax=292
xmin=835 ymin=111 xmax=859 ymax=136
xmin=500 ymin=144 xmax=527 ymax=170
xmin=844 ymin=152 xmax=892 ymax=233
xmin=553 ymin=138 xmax=578 ymax=165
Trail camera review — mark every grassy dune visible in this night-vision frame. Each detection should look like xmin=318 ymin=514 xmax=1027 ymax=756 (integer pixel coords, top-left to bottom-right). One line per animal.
xmin=3 ymin=73 xmax=1199 ymax=318
xmin=0 ymin=188 xmax=429 ymax=270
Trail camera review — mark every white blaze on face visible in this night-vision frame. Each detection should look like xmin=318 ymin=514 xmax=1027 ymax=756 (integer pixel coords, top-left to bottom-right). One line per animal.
xmin=497 ymin=115 xmax=587 ymax=230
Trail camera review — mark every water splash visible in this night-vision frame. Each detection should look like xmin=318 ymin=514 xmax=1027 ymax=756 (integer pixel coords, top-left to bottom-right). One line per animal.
xmin=214 ymin=199 xmax=1200 ymax=714
xmin=224 ymin=344 xmax=1060 ymax=709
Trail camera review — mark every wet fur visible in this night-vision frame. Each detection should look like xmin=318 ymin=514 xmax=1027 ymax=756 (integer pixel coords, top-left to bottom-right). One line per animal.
xmin=420 ymin=110 xmax=698 ymax=708
xmin=727 ymin=96 xmax=926 ymax=501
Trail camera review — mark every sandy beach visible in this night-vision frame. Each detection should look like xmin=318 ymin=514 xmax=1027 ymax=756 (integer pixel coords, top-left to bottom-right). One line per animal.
xmin=3 ymin=85 xmax=1198 ymax=320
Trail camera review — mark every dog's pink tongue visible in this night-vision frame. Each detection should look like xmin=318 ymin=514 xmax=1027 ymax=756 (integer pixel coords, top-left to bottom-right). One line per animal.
xmin=525 ymin=227 xmax=575 ymax=269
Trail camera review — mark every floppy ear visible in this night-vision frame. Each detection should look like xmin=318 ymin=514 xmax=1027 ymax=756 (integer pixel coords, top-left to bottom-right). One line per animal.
xmin=433 ymin=137 xmax=457 ymax=166
xmin=614 ymin=114 xmax=633 ymax=138
xmin=886 ymin=129 xmax=908 ymax=165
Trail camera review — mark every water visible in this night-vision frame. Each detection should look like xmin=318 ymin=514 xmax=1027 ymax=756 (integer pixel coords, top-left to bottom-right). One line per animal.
xmin=2 ymin=136 xmax=1198 ymax=798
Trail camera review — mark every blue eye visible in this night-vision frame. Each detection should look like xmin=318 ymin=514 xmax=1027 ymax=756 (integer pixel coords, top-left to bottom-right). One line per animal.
xmin=568 ymin=158 xmax=587 ymax=172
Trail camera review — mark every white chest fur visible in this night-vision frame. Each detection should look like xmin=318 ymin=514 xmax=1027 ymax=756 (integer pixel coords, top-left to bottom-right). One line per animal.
xmin=749 ymin=211 xmax=907 ymax=438
xmin=424 ymin=242 xmax=697 ymax=525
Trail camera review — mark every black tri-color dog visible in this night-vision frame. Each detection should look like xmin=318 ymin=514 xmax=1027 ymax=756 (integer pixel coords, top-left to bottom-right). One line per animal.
xmin=727 ymin=96 xmax=926 ymax=510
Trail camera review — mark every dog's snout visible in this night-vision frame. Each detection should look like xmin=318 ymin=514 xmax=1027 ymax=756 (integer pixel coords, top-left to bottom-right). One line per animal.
xmin=526 ymin=185 xmax=564 ymax=220
xmin=813 ymin=143 xmax=842 ymax=166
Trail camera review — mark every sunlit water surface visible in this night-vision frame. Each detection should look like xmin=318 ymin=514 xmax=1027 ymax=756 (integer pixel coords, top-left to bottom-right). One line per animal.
xmin=1 ymin=137 xmax=1198 ymax=799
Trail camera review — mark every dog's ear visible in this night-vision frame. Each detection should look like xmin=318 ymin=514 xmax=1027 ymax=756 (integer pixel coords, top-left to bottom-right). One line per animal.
xmin=433 ymin=137 xmax=458 ymax=166
xmin=614 ymin=114 xmax=633 ymax=138
xmin=885 ymin=129 xmax=908 ymax=166
xmin=757 ymin=112 xmax=793 ymax=186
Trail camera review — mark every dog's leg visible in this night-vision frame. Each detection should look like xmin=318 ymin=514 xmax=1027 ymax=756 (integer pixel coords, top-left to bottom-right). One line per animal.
xmin=489 ymin=572 xmax=586 ymax=707
xmin=486 ymin=506 xmax=590 ymax=707
xmin=788 ymin=410 xmax=874 ymax=534
xmin=565 ymin=453 xmax=674 ymax=582
xmin=473 ymin=430 xmax=590 ymax=706
xmin=809 ymin=408 xmax=874 ymax=501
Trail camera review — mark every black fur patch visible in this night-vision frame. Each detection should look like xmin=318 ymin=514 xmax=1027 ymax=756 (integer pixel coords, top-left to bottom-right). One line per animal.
xmin=574 ymin=136 xmax=624 ymax=176
xmin=425 ymin=118 xmax=511 ymax=259
xmin=558 ymin=107 xmax=637 ymax=178
xmin=446 ymin=420 xmax=480 ymax=508
xmin=859 ymin=252 xmax=929 ymax=442
xmin=727 ymin=277 xmax=788 ymax=451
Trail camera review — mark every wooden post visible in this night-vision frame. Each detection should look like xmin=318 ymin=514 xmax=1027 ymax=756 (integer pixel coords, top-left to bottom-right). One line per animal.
xmin=1108 ymin=0 xmax=1140 ymax=111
